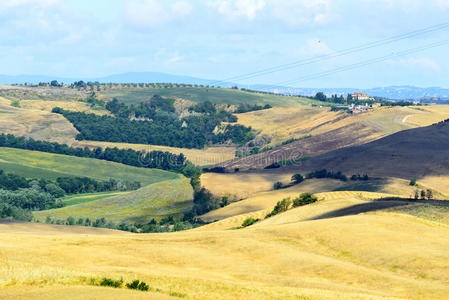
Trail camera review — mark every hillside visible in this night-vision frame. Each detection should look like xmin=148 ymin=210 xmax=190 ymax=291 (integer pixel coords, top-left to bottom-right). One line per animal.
xmin=0 ymin=147 xmax=179 ymax=186
xmin=34 ymin=177 xmax=193 ymax=224
xmin=101 ymin=86 xmax=319 ymax=106
xmin=282 ymin=120 xmax=449 ymax=194
xmin=214 ymin=105 xmax=449 ymax=171
xmin=2 ymin=192 xmax=449 ymax=299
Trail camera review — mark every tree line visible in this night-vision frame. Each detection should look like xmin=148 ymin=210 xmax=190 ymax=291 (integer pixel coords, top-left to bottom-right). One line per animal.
xmin=0 ymin=133 xmax=199 ymax=178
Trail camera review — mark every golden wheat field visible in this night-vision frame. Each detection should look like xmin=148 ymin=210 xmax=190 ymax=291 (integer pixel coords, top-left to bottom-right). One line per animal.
xmin=1 ymin=190 xmax=449 ymax=299
xmin=235 ymin=106 xmax=425 ymax=146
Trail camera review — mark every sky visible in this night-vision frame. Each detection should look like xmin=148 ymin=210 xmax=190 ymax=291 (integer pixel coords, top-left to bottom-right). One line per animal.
xmin=0 ymin=0 xmax=449 ymax=88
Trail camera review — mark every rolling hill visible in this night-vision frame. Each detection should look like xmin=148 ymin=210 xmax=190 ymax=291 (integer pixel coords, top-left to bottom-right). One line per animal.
xmin=214 ymin=105 xmax=449 ymax=171
xmin=2 ymin=191 xmax=449 ymax=299
xmin=34 ymin=177 xmax=193 ymax=224
xmin=101 ymin=86 xmax=320 ymax=106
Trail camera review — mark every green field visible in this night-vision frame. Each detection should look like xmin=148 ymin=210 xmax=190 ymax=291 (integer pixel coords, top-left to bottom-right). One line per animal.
xmin=0 ymin=147 xmax=180 ymax=186
xmin=102 ymin=87 xmax=322 ymax=106
xmin=34 ymin=177 xmax=193 ymax=223
xmin=60 ymin=191 xmax=130 ymax=206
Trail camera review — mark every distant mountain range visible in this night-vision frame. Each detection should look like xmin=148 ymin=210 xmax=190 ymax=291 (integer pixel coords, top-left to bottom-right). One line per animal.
xmin=1 ymin=72 xmax=449 ymax=101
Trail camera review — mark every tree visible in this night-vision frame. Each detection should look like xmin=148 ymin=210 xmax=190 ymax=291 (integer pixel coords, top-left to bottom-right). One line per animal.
xmin=426 ymin=189 xmax=433 ymax=200
xmin=414 ymin=190 xmax=419 ymax=200
xmin=273 ymin=182 xmax=283 ymax=190
xmin=292 ymin=192 xmax=318 ymax=207
xmin=291 ymin=174 xmax=304 ymax=184
xmin=314 ymin=92 xmax=327 ymax=102
xmin=409 ymin=178 xmax=417 ymax=186
xmin=420 ymin=190 xmax=426 ymax=200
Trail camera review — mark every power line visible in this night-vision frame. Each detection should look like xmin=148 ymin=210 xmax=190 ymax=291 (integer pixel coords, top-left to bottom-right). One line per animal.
xmin=208 ymin=21 xmax=449 ymax=86
xmin=272 ymin=39 xmax=449 ymax=88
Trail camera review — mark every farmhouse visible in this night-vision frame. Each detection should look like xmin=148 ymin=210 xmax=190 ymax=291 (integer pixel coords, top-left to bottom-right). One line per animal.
xmin=351 ymin=92 xmax=372 ymax=101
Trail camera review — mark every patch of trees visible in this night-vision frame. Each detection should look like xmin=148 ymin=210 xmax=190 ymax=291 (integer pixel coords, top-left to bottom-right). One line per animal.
xmin=235 ymin=103 xmax=272 ymax=113
xmin=0 ymin=133 xmax=197 ymax=177
xmin=54 ymin=101 xmax=252 ymax=148
xmin=241 ymin=217 xmax=259 ymax=228
xmin=414 ymin=189 xmax=434 ymax=200
xmin=307 ymin=169 xmax=348 ymax=181
xmin=0 ymin=188 xmax=62 ymax=221
xmin=265 ymin=192 xmax=318 ymax=219
xmin=0 ymin=169 xmax=139 ymax=197
xmin=43 ymin=215 xmax=205 ymax=233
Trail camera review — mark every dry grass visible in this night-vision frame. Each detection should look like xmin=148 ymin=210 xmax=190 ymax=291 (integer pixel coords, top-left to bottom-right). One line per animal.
xmin=0 ymin=102 xmax=78 ymax=144
xmin=19 ymin=99 xmax=109 ymax=115
xmin=404 ymin=105 xmax=449 ymax=126
xmin=72 ymin=140 xmax=236 ymax=166
xmin=1 ymin=192 xmax=449 ymax=299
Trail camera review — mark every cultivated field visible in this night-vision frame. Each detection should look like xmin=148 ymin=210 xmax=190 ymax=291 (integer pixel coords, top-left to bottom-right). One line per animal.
xmin=101 ymin=86 xmax=322 ymax=106
xmin=72 ymin=140 xmax=236 ymax=166
xmin=2 ymin=192 xmax=449 ymax=299
xmin=0 ymin=147 xmax=180 ymax=185
xmin=0 ymin=101 xmax=78 ymax=144
xmin=34 ymin=177 xmax=193 ymax=224
xmin=60 ymin=191 xmax=130 ymax=206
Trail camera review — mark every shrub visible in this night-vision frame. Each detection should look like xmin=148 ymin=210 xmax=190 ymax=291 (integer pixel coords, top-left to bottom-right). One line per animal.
xmin=241 ymin=217 xmax=259 ymax=228
xmin=409 ymin=178 xmax=417 ymax=186
xmin=291 ymin=174 xmax=304 ymax=184
xmin=273 ymin=182 xmax=283 ymax=190
xmin=100 ymin=277 xmax=123 ymax=288
xmin=266 ymin=198 xmax=291 ymax=218
xmin=292 ymin=193 xmax=318 ymax=207
xmin=126 ymin=279 xmax=149 ymax=291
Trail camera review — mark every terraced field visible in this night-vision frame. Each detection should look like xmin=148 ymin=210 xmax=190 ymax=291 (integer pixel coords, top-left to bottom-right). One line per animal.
xmin=34 ymin=177 xmax=193 ymax=224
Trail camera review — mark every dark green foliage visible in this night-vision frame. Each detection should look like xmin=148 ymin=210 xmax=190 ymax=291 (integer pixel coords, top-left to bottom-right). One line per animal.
xmin=100 ymin=277 xmax=123 ymax=288
xmin=307 ymin=169 xmax=347 ymax=181
xmin=265 ymin=198 xmax=291 ymax=218
xmin=0 ymin=202 xmax=32 ymax=221
xmin=220 ymin=196 xmax=229 ymax=207
xmin=273 ymin=182 xmax=284 ymax=190
xmin=292 ymin=193 xmax=318 ymax=207
xmin=265 ymin=162 xmax=281 ymax=169
xmin=291 ymin=174 xmax=304 ymax=184
xmin=55 ymin=98 xmax=253 ymax=149
xmin=241 ymin=217 xmax=259 ymax=228
xmin=0 ymin=133 xmax=195 ymax=177
xmin=0 ymin=188 xmax=60 ymax=211
xmin=202 ymin=167 xmax=226 ymax=173
xmin=235 ymin=103 xmax=272 ymax=113
xmin=350 ymin=174 xmax=369 ymax=181
xmin=126 ymin=280 xmax=149 ymax=291
xmin=409 ymin=178 xmax=417 ymax=186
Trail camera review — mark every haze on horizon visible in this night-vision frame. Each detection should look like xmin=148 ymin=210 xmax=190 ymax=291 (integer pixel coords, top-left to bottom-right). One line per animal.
xmin=1 ymin=0 xmax=449 ymax=88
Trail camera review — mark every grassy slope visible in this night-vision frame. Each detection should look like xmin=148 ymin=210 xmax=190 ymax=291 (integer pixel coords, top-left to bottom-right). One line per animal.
xmin=2 ymin=193 xmax=449 ymax=299
xmin=0 ymin=147 xmax=179 ymax=185
xmin=34 ymin=177 xmax=193 ymax=223
xmin=60 ymin=191 xmax=130 ymax=206
xmin=102 ymin=87 xmax=321 ymax=106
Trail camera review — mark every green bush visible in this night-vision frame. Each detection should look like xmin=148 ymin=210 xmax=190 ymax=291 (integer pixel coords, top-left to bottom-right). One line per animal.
xmin=273 ymin=182 xmax=283 ymax=190
xmin=291 ymin=174 xmax=304 ymax=184
xmin=99 ymin=277 xmax=123 ymax=288
xmin=292 ymin=192 xmax=318 ymax=207
xmin=126 ymin=279 xmax=149 ymax=291
xmin=265 ymin=198 xmax=291 ymax=218
xmin=409 ymin=178 xmax=417 ymax=186
xmin=241 ymin=217 xmax=259 ymax=228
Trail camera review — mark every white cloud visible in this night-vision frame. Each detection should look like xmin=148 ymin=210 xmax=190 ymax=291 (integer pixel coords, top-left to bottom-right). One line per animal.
xmin=209 ymin=0 xmax=266 ymax=20
xmin=269 ymin=0 xmax=333 ymax=26
xmin=386 ymin=57 xmax=440 ymax=71
xmin=124 ymin=0 xmax=193 ymax=29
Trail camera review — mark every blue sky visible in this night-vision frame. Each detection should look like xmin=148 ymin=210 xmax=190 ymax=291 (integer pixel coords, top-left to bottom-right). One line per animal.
xmin=1 ymin=0 xmax=449 ymax=88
